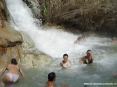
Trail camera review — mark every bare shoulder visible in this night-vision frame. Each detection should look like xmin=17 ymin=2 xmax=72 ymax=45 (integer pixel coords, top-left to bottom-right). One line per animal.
xmin=8 ymin=64 xmax=19 ymax=69
xmin=16 ymin=65 xmax=20 ymax=69
xmin=7 ymin=64 xmax=12 ymax=68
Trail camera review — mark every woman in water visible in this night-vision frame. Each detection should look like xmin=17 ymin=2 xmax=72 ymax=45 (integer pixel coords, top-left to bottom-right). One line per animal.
xmin=60 ymin=54 xmax=71 ymax=69
xmin=0 ymin=58 xmax=24 ymax=85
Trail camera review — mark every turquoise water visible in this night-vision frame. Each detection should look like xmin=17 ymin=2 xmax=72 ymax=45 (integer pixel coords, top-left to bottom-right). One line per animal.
xmin=12 ymin=42 xmax=117 ymax=87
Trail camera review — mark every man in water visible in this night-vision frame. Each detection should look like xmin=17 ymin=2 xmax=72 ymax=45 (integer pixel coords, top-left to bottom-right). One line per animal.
xmin=0 ymin=58 xmax=24 ymax=86
xmin=60 ymin=54 xmax=71 ymax=69
xmin=47 ymin=72 xmax=56 ymax=87
xmin=80 ymin=50 xmax=93 ymax=64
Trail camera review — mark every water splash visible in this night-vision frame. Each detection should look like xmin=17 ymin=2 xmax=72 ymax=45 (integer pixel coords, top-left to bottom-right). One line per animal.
xmin=5 ymin=0 xmax=92 ymax=58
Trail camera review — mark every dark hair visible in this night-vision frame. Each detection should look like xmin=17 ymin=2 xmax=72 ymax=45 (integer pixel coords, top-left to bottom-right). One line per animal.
xmin=48 ymin=72 xmax=56 ymax=81
xmin=87 ymin=50 xmax=91 ymax=53
xmin=63 ymin=54 xmax=68 ymax=57
xmin=11 ymin=58 xmax=18 ymax=65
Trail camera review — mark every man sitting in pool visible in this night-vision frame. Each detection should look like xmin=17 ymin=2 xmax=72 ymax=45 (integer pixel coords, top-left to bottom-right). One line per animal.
xmin=0 ymin=58 xmax=24 ymax=85
xmin=60 ymin=54 xmax=71 ymax=69
xmin=80 ymin=50 xmax=93 ymax=64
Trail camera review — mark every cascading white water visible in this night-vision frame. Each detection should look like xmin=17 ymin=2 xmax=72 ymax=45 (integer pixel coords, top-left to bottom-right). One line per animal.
xmin=5 ymin=0 xmax=94 ymax=58
xmin=5 ymin=0 xmax=115 ymax=65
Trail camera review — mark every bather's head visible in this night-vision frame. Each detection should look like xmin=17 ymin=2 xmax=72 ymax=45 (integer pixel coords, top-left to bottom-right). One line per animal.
xmin=48 ymin=72 xmax=56 ymax=81
xmin=86 ymin=50 xmax=92 ymax=54
xmin=87 ymin=50 xmax=92 ymax=53
xmin=11 ymin=58 xmax=18 ymax=65
xmin=63 ymin=54 xmax=69 ymax=62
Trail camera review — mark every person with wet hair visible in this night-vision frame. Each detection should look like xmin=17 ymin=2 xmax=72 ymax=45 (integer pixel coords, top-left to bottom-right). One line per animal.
xmin=47 ymin=72 xmax=56 ymax=87
xmin=85 ymin=50 xmax=93 ymax=64
xmin=60 ymin=54 xmax=71 ymax=69
xmin=80 ymin=50 xmax=93 ymax=64
xmin=0 ymin=58 xmax=24 ymax=85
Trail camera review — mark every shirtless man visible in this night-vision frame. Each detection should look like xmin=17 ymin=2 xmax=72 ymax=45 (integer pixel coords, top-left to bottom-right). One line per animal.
xmin=60 ymin=54 xmax=71 ymax=69
xmin=80 ymin=50 xmax=93 ymax=64
xmin=0 ymin=58 xmax=24 ymax=85
xmin=47 ymin=72 xmax=56 ymax=87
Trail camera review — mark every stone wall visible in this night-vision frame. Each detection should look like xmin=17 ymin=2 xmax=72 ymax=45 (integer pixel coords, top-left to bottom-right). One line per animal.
xmin=0 ymin=0 xmax=23 ymax=68
xmin=0 ymin=0 xmax=7 ymax=28
xmin=0 ymin=26 xmax=23 ymax=68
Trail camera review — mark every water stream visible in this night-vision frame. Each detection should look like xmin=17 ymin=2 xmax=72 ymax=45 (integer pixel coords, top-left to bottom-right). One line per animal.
xmin=5 ymin=0 xmax=117 ymax=87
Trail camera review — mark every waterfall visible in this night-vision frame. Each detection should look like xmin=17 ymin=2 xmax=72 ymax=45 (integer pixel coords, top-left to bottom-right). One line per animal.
xmin=5 ymin=0 xmax=103 ymax=58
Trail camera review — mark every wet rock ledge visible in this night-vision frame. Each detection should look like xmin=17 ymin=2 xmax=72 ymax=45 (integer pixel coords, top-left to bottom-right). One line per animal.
xmin=0 ymin=25 xmax=23 ymax=69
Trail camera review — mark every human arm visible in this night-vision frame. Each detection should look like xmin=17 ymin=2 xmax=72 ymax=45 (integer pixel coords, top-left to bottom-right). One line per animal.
xmin=19 ymin=66 xmax=25 ymax=78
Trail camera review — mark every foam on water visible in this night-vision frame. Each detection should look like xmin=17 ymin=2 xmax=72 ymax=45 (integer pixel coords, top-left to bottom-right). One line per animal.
xmin=5 ymin=0 xmax=93 ymax=58
xmin=5 ymin=0 xmax=116 ymax=69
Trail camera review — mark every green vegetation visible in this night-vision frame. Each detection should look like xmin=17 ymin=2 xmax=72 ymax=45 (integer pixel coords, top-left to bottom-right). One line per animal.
xmin=41 ymin=0 xmax=117 ymax=35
